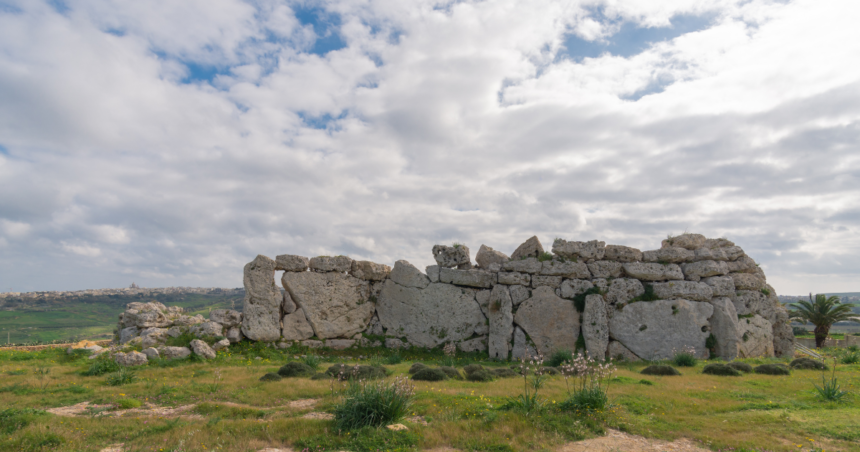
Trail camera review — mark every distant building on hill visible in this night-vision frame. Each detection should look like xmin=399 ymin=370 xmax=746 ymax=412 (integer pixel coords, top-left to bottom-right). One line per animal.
xmin=129 ymin=282 xmax=139 ymax=289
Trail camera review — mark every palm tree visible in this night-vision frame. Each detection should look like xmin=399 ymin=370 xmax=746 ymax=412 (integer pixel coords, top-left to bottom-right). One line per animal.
xmin=789 ymin=293 xmax=859 ymax=348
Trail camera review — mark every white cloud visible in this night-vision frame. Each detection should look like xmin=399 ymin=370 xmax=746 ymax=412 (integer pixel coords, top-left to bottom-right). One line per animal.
xmin=62 ymin=242 xmax=102 ymax=257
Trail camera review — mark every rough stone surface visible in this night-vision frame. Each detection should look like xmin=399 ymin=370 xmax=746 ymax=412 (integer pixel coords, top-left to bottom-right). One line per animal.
xmin=498 ymin=272 xmax=530 ymax=286
xmin=282 ymin=272 xmax=374 ymax=339
xmin=282 ymin=291 xmax=297 ymax=315
xmin=559 ymin=279 xmax=595 ymax=299
xmin=693 ymin=247 xmax=728 ymax=262
xmin=587 ymin=261 xmax=624 ymax=279
xmin=609 ymin=299 xmax=713 ymax=360
xmin=120 ymin=326 xmax=139 ymax=344
xmin=488 ymin=285 xmax=514 ymax=360
xmin=377 ymin=281 xmax=486 ymax=348
xmin=702 ymin=276 xmax=735 ymax=297
xmin=704 ymin=238 xmax=735 ymax=249
xmin=190 ymin=339 xmax=216 ymax=359
xmin=511 ymin=326 xmax=538 ymax=360
xmin=166 ymin=326 xmax=185 ymax=338
xmin=727 ymin=256 xmax=757 ymax=273
xmin=772 ymin=308 xmax=795 ymax=358
xmin=213 ymin=339 xmax=231 ymax=351
xmin=115 ymin=351 xmax=148 ymax=366
xmin=327 ymin=339 xmax=355 ymax=350
xmin=282 ymin=308 xmax=315 ymax=341
xmin=389 ymin=260 xmax=430 ymax=289
xmin=384 ymin=338 xmax=408 ymax=349
xmin=531 ymin=275 xmax=563 ymax=289
xmin=458 ymin=336 xmax=488 ymax=352
xmin=509 ymin=285 xmax=530 ymax=306
xmin=190 ymin=321 xmax=224 ymax=338
xmin=309 ymin=255 xmax=353 ymax=273
xmin=604 ymin=278 xmax=645 ymax=307
xmin=604 ymin=245 xmax=642 ymax=262
xmin=172 ymin=314 xmax=205 ymax=326
xmin=650 ymin=281 xmax=714 ymax=302
xmin=302 ymin=340 xmax=324 ymax=348
xmin=583 ymin=294 xmax=609 ymax=360
xmin=225 ymin=327 xmax=243 ymax=343
xmin=439 ymin=268 xmax=496 ymax=288
xmin=666 ymin=233 xmax=706 ymax=250
xmin=476 ymin=244 xmax=509 ymax=269
xmin=552 ymin=239 xmax=606 ymax=260
xmin=511 ymin=236 xmax=544 ymax=260
xmin=501 ymin=257 xmax=542 ymax=274
xmin=241 ymin=255 xmax=282 ymax=342
xmin=475 ymin=289 xmax=491 ymax=317
xmin=432 ymin=244 xmax=471 ymax=268
xmin=210 ymin=310 xmax=242 ymax=328
xmin=723 ymin=246 xmax=745 ymax=261
xmin=160 ymin=346 xmax=192 ymax=359
xmin=737 ymin=315 xmax=774 ymax=358
xmin=275 ymin=254 xmax=309 ymax=272
xmin=642 ymin=247 xmax=695 ymax=263
xmin=350 ymin=261 xmax=392 ymax=281
xmin=142 ymin=347 xmax=160 ymax=359
xmin=541 ymin=260 xmax=591 ymax=278
xmin=425 ymin=265 xmax=440 ymax=283
xmin=607 ymin=341 xmax=641 ymax=361
xmin=707 ymin=297 xmax=739 ymax=360
xmin=734 ymin=290 xmax=771 ymax=318
xmin=680 ymin=260 xmax=729 ymax=281
xmin=622 ymin=263 xmax=684 ymax=281
xmin=514 ymin=286 xmax=580 ymax=356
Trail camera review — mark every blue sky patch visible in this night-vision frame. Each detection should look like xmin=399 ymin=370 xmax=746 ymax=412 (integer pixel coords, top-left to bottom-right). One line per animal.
xmin=0 ymin=144 xmax=8 ymax=155
xmin=46 ymin=0 xmax=70 ymax=15
xmin=298 ymin=110 xmax=347 ymax=130
xmin=620 ymin=77 xmax=675 ymax=101
xmin=293 ymin=5 xmax=346 ymax=55
xmin=182 ymin=62 xmax=231 ymax=84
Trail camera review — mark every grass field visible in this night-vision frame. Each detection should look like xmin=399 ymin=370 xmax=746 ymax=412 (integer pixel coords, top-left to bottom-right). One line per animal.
xmin=1 ymin=343 xmax=858 ymax=452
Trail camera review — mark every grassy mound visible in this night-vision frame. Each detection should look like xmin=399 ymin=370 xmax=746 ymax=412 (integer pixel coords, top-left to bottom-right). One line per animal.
xmin=727 ymin=362 xmax=753 ymax=373
xmin=278 ymin=362 xmax=315 ymax=378
xmin=702 ymin=363 xmax=741 ymax=376
xmin=790 ymin=358 xmax=828 ymax=370
xmin=325 ymin=364 xmax=388 ymax=380
xmin=466 ymin=369 xmax=494 ymax=382
xmin=641 ymin=365 xmax=681 ymax=376
xmin=754 ymin=364 xmax=790 ymax=375
xmin=463 ymin=364 xmax=484 ymax=376
xmin=438 ymin=366 xmax=463 ymax=380
xmin=408 ymin=363 xmax=428 ymax=374
xmin=412 ymin=368 xmax=447 ymax=381
xmin=259 ymin=373 xmax=282 ymax=382
xmin=492 ymin=368 xmax=517 ymax=378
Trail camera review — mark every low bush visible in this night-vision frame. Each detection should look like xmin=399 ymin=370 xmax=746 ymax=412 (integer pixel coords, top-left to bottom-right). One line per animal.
xmin=310 ymin=372 xmax=331 ymax=380
xmin=727 ymin=362 xmax=753 ymax=373
xmin=790 ymin=358 xmax=828 ymax=370
xmin=754 ymin=364 xmax=790 ymax=375
xmin=702 ymin=363 xmax=741 ymax=376
xmin=324 ymin=364 xmax=387 ymax=380
xmin=463 ymin=363 xmax=484 ymax=376
xmin=412 ymin=368 xmax=447 ymax=381
xmin=82 ymin=354 xmax=120 ymax=376
xmin=259 ymin=373 xmax=282 ymax=382
xmin=547 ymin=349 xmax=573 ymax=367
xmin=334 ymin=377 xmax=415 ymax=431
xmin=302 ymin=354 xmax=322 ymax=370
xmin=641 ymin=365 xmax=681 ymax=376
xmin=438 ymin=366 xmax=462 ymax=380
xmin=558 ymin=387 xmax=609 ymax=413
xmin=278 ymin=362 xmax=315 ymax=378
xmin=384 ymin=352 xmax=403 ymax=365
xmin=408 ymin=363 xmax=428 ymax=374
xmin=106 ymin=367 xmax=137 ymax=386
xmin=671 ymin=347 xmax=698 ymax=367
xmin=492 ymin=368 xmax=518 ymax=378
xmin=467 ymin=369 xmax=494 ymax=382
xmin=116 ymin=398 xmax=142 ymax=409
xmin=638 ymin=379 xmax=654 ymax=385
xmin=841 ymin=352 xmax=860 ymax=365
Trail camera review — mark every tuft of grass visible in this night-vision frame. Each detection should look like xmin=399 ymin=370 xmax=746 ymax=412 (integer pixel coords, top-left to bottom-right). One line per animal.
xmin=333 ymin=377 xmax=415 ymax=431
xmin=278 ymin=361 xmax=315 ymax=377
xmin=672 ymin=350 xmax=698 ymax=367
xmin=384 ymin=352 xmax=403 ymax=365
xmin=558 ymin=387 xmax=609 ymax=413
xmin=82 ymin=354 xmax=120 ymax=376
xmin=302 ymin=354 xmax=322 ymax=370
xmin=106 ymin=366 xmax=137 ymax=386
xmin=629 ymin=283 xmax=659 ymax=303
xmin=116 ymin=398 xmax=142 ymax=409
xmin=841 ymin=352 xmax=860 ymax=364
xmin=537 ymin=251 xmax=554 ymax=262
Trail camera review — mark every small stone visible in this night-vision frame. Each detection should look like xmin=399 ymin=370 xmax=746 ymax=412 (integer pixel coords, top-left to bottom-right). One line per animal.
xmin=141 ymin=348 xmax=160 ymax=359
xmin=282 ymin=291 xmax=297 ymax=315
xmin=190 ymin=321 xmax=224 ymax=338
xmin=642 ymin=247 xmax=695 ymax=263
xmin=586 ymin=261 xmax=624 ymax=278
xmin=190 ymin=339 xmax=216 ymax=359
xmin=509 ymin=285 xmax=530 ymax=306
xmin=226 ymin=327 xmax=243 ymax=343
xmin=350 ymin=260 xmax=392 ymax=281
xmin=559 ymin=279 xmax=595 ymax=300
xmin=475 ymin=244 xmax=509 ymax=268
xmin=510 ymin=236 xmax=544 ymax=260
xmin=212 ymin=339 xmax=231 ymax=351
xmin=115 ymin=351 xmax=148 ymax=366
xmin=603 ymin=245 xmax=643 ymax=262
xmin=309 ymin=255 xmax=353 ymax=273
xmin=432 ymin=244 xmax=471 ymax=268
xmin=665 ymin=233 xmax=706 ymax=250
xmin=275 ymin=254 xmax=309 ymax=272
xmin=209 ymin=309 xmax=242 ymax=328
xmin=704 ymin=238 xmax=735 ymax=249
xmin=730 ymin=273 xmax=766 ymax=291
xmin=389 ymin=260 xmax=431 ymax=289
xmin=159 ymin=346 xmax=191 ymax=359
xmin=387 ymin=424 xmax=409 ymax=431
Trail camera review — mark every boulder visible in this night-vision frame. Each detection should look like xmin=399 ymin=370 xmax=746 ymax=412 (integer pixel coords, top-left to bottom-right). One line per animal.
xmin=439 ymin=268 xmax=496 ymax=288
xmin=142 ymin=347 xmax=160 ymax=359
xmin=702 ymin=276 xmax=735 ymax=297
xmin=167 ymin=326 xmax=185 ymax=338
xmin=476 ymin=245 xmax=509 ymax=269
xmin=159 ymin=346 xmax=192 ymax=359
xmin=119 ymin=326 xmax=140 ymax=344
xmin=509 ymin=285 xmax=530 ymax=306
xmin=172 ymin=314 xmax=205 ymax=326
xmin=126 ymin=301 xmax=167 ymax=312
xmin=190 ymin=339 xmax=216 ymax=359
xmin=190 ymin=321 xmax=224 ymax=338
xmin=458 ymin=336 xmax=488 ymax=352
xmin=389 ymin=260 xmax=430 ymax=289
xmin=559 ymin=279 xmax=595 ymax=299
xmin=693 ymin=247 xmax=728 ymax=262
xmin=665 ymin=233 xmax=706 ymax=250
xmin=425 ymin=265 xmax=440 ymax=283
xmin=212 ymin=339 xmax=231 ymax=351
xmin=609 ymin=299 xmax=713 ymax=361
xmin=704 ymin=238 xmax=735 ymax=249
xmin=350 ymin=260 xmax=392 ymax=281
xmin=210 ymin=309 xmax=242 ymax=328
xmin=501 ymin=257 xmax=542 ymax=274
xmin=432 ymin=244 xmax=471 ymax=268
xmin=115 ymin=351 xmax=148 ymax=367
xmin=723 ymin=246 xmax=746 ymax=261
xmin=607 ymin=341 xmax=640 ymax=361
xmin=488 ymin=285 xmax=514 ymax=360
xmin=621 ymin=263 xmax=684 ymax=281
xmin=727 ymin=255 xmax=757 ymax=273
xmin=511 ymin=236 xmax=544 ymax=260
xmin=552 ymin=239 xmax=605 ymax=260
xmin=327 ymin=339 xmax=355 ymax=350
xmin=583 ymin=294 xmax=609 ymax=360
xmin=540 ymin=260 xmax=591 ymax=278
xmin=498 ymin=272 xmax=530 ymax=286
xmin=282 ymin=308 xmax=315 ymax=341
xmin=513 ymin=286 xmax=581 ymax=356
xmin=650 ymin=281 xmax=714 ymax=302
xmin=642 ymin=247 xmax=695 ymax=263
xmin=587 ymin=261 xmax=624 ymax=278
xmin=281 ymin=271 xmax=374 ymax=339
xmin=531 ymin=276 xmax=563 ymax=289
xmin=275 ymin=254 xmax=309 ymax=272
xmin=706 ymin=297 xmax=739 ymax=360
xmin=377 ymin=281 xmax=486 ymax=348
xmin=737 ymin=315 xmax=774 ymax=358
xmin=309 ymin=255 xmax=353 ymax=273
xmin=603 ymin=245 xmax=642 ymax=262
xmin=282 ymin=291 xmax=297 ymax=314
xmin=131 ymin=310 xmax=171 ymax=329
xmin=511 ymin=326 xmax=538 ymax=360
xmin=241 ymin=255 xmax=282 ymax=342
xmin=140 ymin=327 xmax=168 ymax=348
xmin=604 ymin=278 xmax=645 ymax=307
xmin=772 ymin=308 xmax=795 ymax=358
xmin=225 ymin=327 xmax=243 ymax=343
xmin=680 ymin=260 xmax=729 ymax=281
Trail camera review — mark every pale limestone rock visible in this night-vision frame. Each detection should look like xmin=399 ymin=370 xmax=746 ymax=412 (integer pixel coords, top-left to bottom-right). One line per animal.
xmin=282 ymin=308 xmax=315 ymax=341
xmin=126 ymin=301 xmax=167 ymax=312
xmin=282 ymin=271 xmax=374 ymax=339
xmin=302 ymin=340 xmax=324 ymax=348
xmin=587 ymin=261 xmax=624 ymax=279
xmin=377 ymin=281 xmax=486 ymax=348
xmin=426 ymin=265 xmax=440 ymax=283
xmin=592 ymin=278 xmax=609 ymax=292
xmin=704 ymin=238 xmax=735 ymax=249
xmin=583 ymin=294 xmax=609 ymax=360
xmin=115 ymin=351 xmax=148 ymax=366
xmin=560 ymin=279 xmax=594 ymax=300
xmin=210 ymin=309 xmax=242 ymax=328
xmin=190 ymin=339 xmax=216 ymax=359
xmin=706 ymin=297 xmax=739 ymax=360
xmin=389 ymin=260 xmax=430 ymax=289
xmin=772 ymin=308 xmax=795 ymax=358
xmin=283 ymin=291 xmax=297 ymax=315
xmin=693 ymin=247 xmax=728 ymax=262
xmin=226 ymin=327 xmax=243 ymax=343
xmin=531 ymin=275 xmax=562 ymax=288
xmin=723 ymin=246 xmax=745 ymax=261
xmin=213 ymin=339 xmax=231 ymax=351
xmin=327 ymin=339 xmax=355 ymax=350
xmin=609 ymin=299 xmax=713 ymax=360
xmin=309 ymin=255 xmax=353 ymax=273
xmin=540 ymin=260 xmax=591 ymax=278
xmin=511 ymin=326 xmax=538 ymax=360
xmin=476 ymin=244 xmax=510 ymax=269
xmin=650 ymin=281 xmax=714 ymax=302
xmin=737 ymin=315 xmax=774 ymax=358
xmin=498 ymin=272 xmax=530 ymax=286
xmin=364 ymin=313 xmax=384 ymax=336
xmin=604 ymin=278 xmax=645 ymax=307
xmin=172 ymin=314 xmax=205 ymax=326
xmin=680 ymin=260 xmax=729 ymax=281
xmin=702 ymin=276 xmax=736 ymax=297
xmin=159 ymin=346 xmax=192 ymax=359
xmin=513 ymin=286 xmax=580 ymax=356
xmin=190 ymin=321 xmax=224 ymax=338
xmin=275 ymin=254 xmax=309 ymax=272
xmin=727 ymin=255 xmax=757 ymax=273
xmin=509 ymin=285 xmax=530 ymax=306
xmin=487 ymin=263 xmax=502 ymax=272
xmin=384 ymin=338 xmax=408 ymax=349
xmin=607 ymin=341 xmax=640 ymax=361
xmin=167 ymin=326 xmax=185 ymax=338
xmin=666 ymin=233 xmax=706 ymax=250
xmin=432 ymin=244 xmax=471 ymax=268
xmin=510 ymin=236 xmax=544 ymax=260
xmin=488 ymin=285 xmax=513 ymax=360
xmin=642 ymin=247 xmax=695 ymax=263
xmin=439 ymin=268 xmax=496 ymax=288
xmin=458 ymin=336 xmax=488 ymax=352
xmin=552 ymin=239 xmax=605 ymax=260
xmin=241 ymin=255 xmax=282 ymax=342
xmin=142 ymin=347 xmax=160 ymax=359
xmin=603 ymin=245 xmax=642 ymax=262
xmin=350 ymin=260 xmax=392 ymax=281
xmin=120 ymin=326 xmax=139 ymax=344
xmin=731 ymin=273 xmax=766 ymax=291
xmin=733 ymin=290 xmax=766 ymax=316
xmin=475 ymin=289 xmax=491 ymax=317
xmin=501 ymin=257 xmax=542 ymax=274
xmin=622 ymin=263 xmax=684 ymax=281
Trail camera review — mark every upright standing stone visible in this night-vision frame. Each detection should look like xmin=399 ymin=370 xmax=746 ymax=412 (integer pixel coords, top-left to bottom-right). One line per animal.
xmin=282 ymin=308 xmax=315 ymax=341
xmin=583 ymin=294 xmax=609 ymax=360
xmin=512 ymin=326 xmax=538 ymax=360
xmin=552 ymin=239 xmax=606 ymax=260
xmin=737 ymin=315 xmax=774 ymax=358
xmin=609 ymin=299 xmax=713 ymax=360
xmin=513 ymin=286 xmax=580 ymax=356
xmin=241 ymin=255 xmax=282 ymax=342
xmin=488 ymin=285 xmax=513 ymax=360
xmin=281 ymin=272 xmax=374 ymax=339
xmin=389 ymin=260 xmax=430 ymax=289
xmin=706 ymin=297 xmax=739 ymax=360
xmin=510 ymin=236 xmax=544 ymax=260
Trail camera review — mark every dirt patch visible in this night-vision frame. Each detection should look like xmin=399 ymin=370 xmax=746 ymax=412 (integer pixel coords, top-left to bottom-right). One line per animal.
xmin=99 ymin=444 xmax=125 ymax=452
xmin=287 ymin=398 xmax=318 ymax=410
xmin=558 ymin=429 xmax=709 ymax=452
xmin=0 ymin=340 xmax=112 ymax=352
xmin=302 ymin=412 xmax=334 ymax=420
xmin=46 ymin=402 xmax=200 ymax=419
xmin=406 ymin=415 xmax=429 ymax=425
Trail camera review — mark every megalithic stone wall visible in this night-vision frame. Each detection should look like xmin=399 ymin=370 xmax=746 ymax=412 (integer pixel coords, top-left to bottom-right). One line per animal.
xmin=235 ymin=233 xmax=794 ymax=361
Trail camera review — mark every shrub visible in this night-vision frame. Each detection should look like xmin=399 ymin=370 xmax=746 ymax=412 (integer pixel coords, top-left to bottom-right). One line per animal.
xmin=537 ymin=251 xmax=554 ymax=262
xmin=727 ymin=362 xmax=753 ymax=373
xmin=558 ymin=387 xmax=609 ymax=413
xmin=790 ymin=358 xmax=828 ymax=370
xmin=384 ymin=353 xmax=403 ymax=365
xmin=492 ymin=368 xmax=517 ymax=378
xmin=541 ymin=366 xmax=560 ymax=375
xmin=408 ymin=363 xmax=428 ymax=374
xmin=310 ymin=372 xmax=331 ymax=380
xmin=302 ymin=355 xmax=322 ymax=370
xmin=325 ymin=364 xmax=387 ymax=380
xmin=83 ymin=354 xmax=120 ymax=376
xmin=334 ymin=377 xmax=415 ymax=431
xmin=754 ymin=364 xmax=790 ymax=375
xmin=638 ymin=379 xmax=654 ymax=385
xmin=106 ymin=367 xmax=137 ymax=386
xmin=463 ymin=364 xmax=484 ymax=376
xmin=841 ymin=352 xmax=860 ymax=364
xmin=438 ymin=366 xmax=463 ymax=380
xmin=671 ymin=346 xmax=698 ymax=367
xmin=116 ymin=398 xmax=142 ymax=409
xmin=278 ymin=362 xmax=315 ymax=378
xmin=412 ymin=368 xmax=447 ymax=381
xmin=813 ymin=361 xmax=849 ymax=402
xmin=702 ymin=363 xmax=741 ymax=376
xmin=547 ymin=349 xmax=573 ymax=367
xmin=467 ymin=369 xmax=494 ymax=382
xmin=259 ymin=373 xmax=282 ymax=382
xmin=641 ymin=365 xmax=681 ymax=376
xmin=629 ymin=283 xmax=659 ymax=303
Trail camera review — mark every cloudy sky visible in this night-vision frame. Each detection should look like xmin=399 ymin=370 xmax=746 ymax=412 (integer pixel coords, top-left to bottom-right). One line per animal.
xmin=1 ymin=0 xmax=858 ymax=295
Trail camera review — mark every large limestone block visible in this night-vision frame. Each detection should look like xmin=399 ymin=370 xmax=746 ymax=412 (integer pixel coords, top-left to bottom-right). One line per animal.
xmin=126 ymin=301 xmax=167 ymax=312
xmin=283 ymin=291 xmax=298 ymax=314
xmin=115 ymin=351 xmax=148 ymax=367
xmin=583 ymin=294 xmax=609 ymax=360
xmin=604 ymin=278 xmax=645 ymax=307
xmin=643 ymin=247 xmax=695 ymax=263
xmin=498 ymin=272 xmax=530 ymax=285
xmin=702 ymin=276 xmax=735 ymax=297
xmin=241 ymin=255 xmax=282 ymax=342
xmin=734 ymin=290 xmax=774 ymax=319
xmin=609 ymin=299 xmax=713 ymax=360
xmin=727 ymin=255 xmax=757 ymax=273
xmin=275 ymin=254 xmax=309 ymax=272
xmin=426 ymin=265 xmax=440 ymax=283
xmin=389 ymin=260 xmax=430 ymax=289
xmin=552 ymin=239 xmax=605 ymax=260
xmin=159 ymin=346 xmax=192 ymax=359
xmin=541 ymin=260 xmax=591 ymax=278
xmin=226 ymin=327 xmax=243 ymax=343
xmin=172 ymin=314 xmax=205 ymax=326
xmin=560 ymin=279 xmax=594 ymax=299
xmin=282 ymin=271 xmax=374 ymax=339
xmin=603 ymin=245 xmax=642 ymax=262
xmin=488 ymin=285 xmax=514 ymax=360
xmin=737 ymin=315 xmax=774 ymax=358
xmin=509 ymin=285 xmax=530 ymax=306
xmin=665 ymin=233 xmax=706 ymax=250
xmin=432 ymin=244 xmax=471 ymax=268
xmin=476 ymin=245 xmax=509 ymax=268
xmin=476 ymin=289 xmax=491 ymax=317
xmin=772 ymin=308 xmax=795 ymax=358
xmin=707 ymin=297 xmax=739 ymax=360
xmin=693 ymin=247 xmax=728 ymax=262
xmin=439 ymin=268 xmax=496 ymax=288
xmin=458 ymin=336 xmax=488 ymax=352
xmin=350 ymin=261 xmax=392 ymax=281
xmin=282 ymin=308 xmax=315 ymax=341
xmin=680 ymin=260 xmax=729 ymax=281
xmin=513 ymin=286 xmax=580 ymax=356
xmin=723 ymin=246 xmax=745 ymax=261
xmin=704 ymin=238 xmax=735 ymax=249
xmin=120 ymin=326 xmax=140 ymax=344
xmin=511 ymin=236 xmax=544 ymax=260
xmin=651 ymin=281 xmax=714 ymax=302
xmin=376 ymin=281 xmax=486 ymax=348
xmin=531 ymin=276 xmax=562 ymax=288
xmin=502 ymin=258 xmax=542 ymax=274
xmin=622 ymin=263 xmax=684 ymax=281
xmin=512 ymin=326 xmax=538 ymax=360
xmin=139 ymin=327 xmax=168 ymax=348
xmin=210 ymin=309 xmax=242 ymax=328
xmin=190 ymin=321 xmax=224 ymax=338
xmin=190 ymin=339 xmax=216 ymax=359
xmin=587 ymin=261 xmax=623 ymax=279
xmin=607 ymin=341 xmax=641 ymax=361
xmin=309 ymin=255 xmax=353 ymax=273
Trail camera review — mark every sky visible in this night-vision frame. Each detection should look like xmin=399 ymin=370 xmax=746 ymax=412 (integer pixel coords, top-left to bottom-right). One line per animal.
xmin=1 ymin=0 xmax=859 ymax=296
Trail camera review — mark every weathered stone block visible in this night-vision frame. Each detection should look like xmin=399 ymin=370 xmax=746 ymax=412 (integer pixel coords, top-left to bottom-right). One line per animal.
xmin=609 ymin=299 xmax=713 ymax=360
xmin=275 ymin=254 xmax=309 ymax=272
xmin=552 ymin=239 xmax=605 ymax=260
xmin=439 ymin=268 xmax=496 ymax=288
xmin=389 ymin=260 xmax=430 ymax=289
xmin=737 ymin=315 xmax=774 ymax=358
xmin=603 ymin=245 xmax=642 ymax=262
xmin=510 ymin=236 xmax=544 ymax=260
xmin=281 ymin=271 xmax=374 ymax=340
xmin=583 ymin=294 xmax=609 ymax=360
xmin=513 ymin=286 xmax=580 ymax=356
xmin=622 ymin=263 xmax=684 ymax=281
xmin=531 ymin=275 xmax=562 ymax=289
xmin=476 ymin=244 xmax=509 ymax=268
xmin=282 ymin=308 xmax=315 ymax=341
xmin=498 ymin=272 xmax=530 ymax=286
xmin=651 ymin=281 xmax=714 ymax=302
xmin=350 ymin=260 xmax=392 ymax=281
xmin=309 ymin=255 xmax=353 ymax=273
xmin=432 ymin=244 xmax=470 ymax=268
xmin=501 ymin=258 xmax=542 ymax=274
xmin=587 ymin=260 xmax=624 ymax=278
xmin=680 ymin=260 xmax=729 ymax=281
xmin=488 ymin=285 xmax=513 ymax=360
xmin=241 ymin=255 xmax=282 ymax=342
xmin=643 ymin=247 xmax=695 ymax=263
xmin=541 ymin=260 xmax=591 ymax=278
